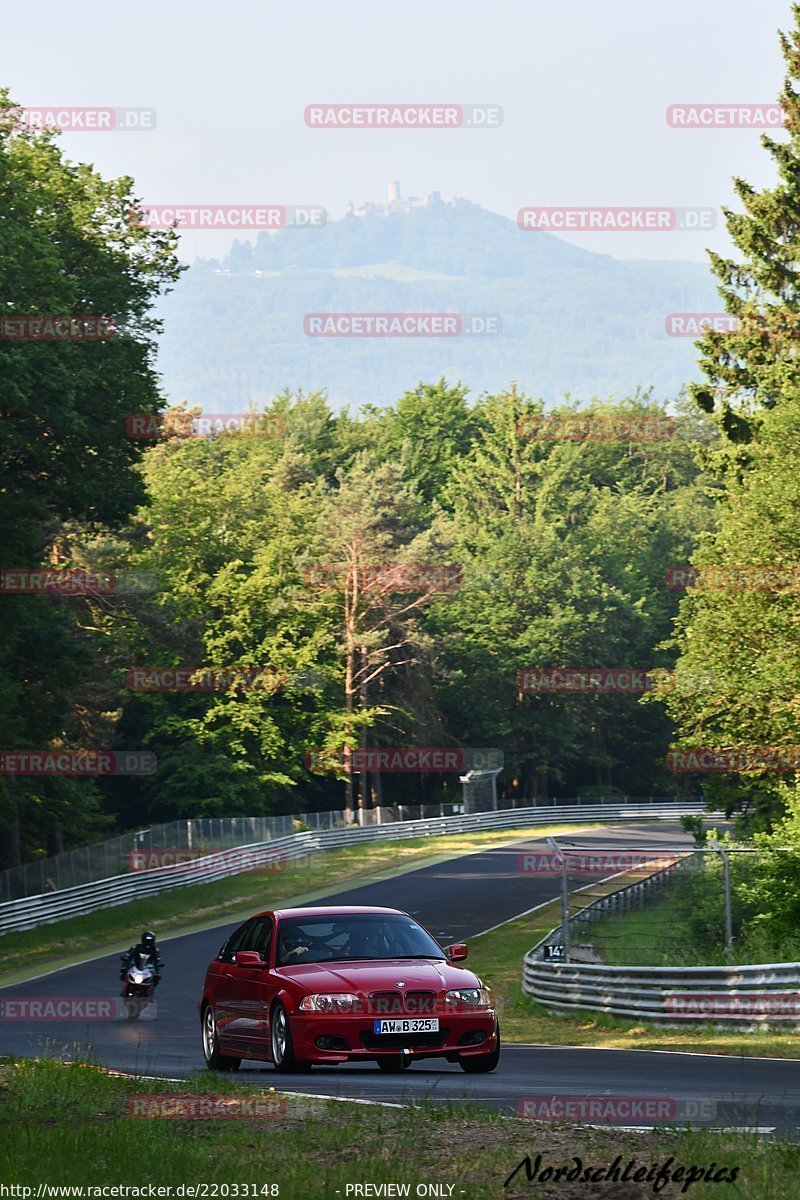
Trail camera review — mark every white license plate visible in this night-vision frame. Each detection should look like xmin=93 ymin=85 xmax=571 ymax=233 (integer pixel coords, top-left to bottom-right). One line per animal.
xmin=373 ymin=1018 xmax=439 ymax=1034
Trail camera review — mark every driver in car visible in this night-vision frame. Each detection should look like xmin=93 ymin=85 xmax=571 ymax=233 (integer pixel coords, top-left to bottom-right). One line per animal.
xmin=280 ymin=927 xmax=339 ymax=963
xmin=346 ymin=926 xmax=383 ymax=958
xmin=280 ymin=932 xmax=311 ymax=963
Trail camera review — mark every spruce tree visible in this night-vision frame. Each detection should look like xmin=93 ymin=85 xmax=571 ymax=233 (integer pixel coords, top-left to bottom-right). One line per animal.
xmin=691 ymin=3 xmax=800 ymax=451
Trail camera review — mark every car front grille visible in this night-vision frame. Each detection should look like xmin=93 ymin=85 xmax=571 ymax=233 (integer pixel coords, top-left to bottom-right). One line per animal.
xmin=368 ymin=990 xmax=437 ymax=1015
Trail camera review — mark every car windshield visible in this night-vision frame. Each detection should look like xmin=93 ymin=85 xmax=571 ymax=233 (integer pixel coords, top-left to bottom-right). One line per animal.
xmin=275 ymin=914 xmax=445 ymax=966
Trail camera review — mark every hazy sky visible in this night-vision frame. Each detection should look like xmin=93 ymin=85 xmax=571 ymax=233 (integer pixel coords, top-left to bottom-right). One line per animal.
xmin=3 ymin=0 xmax=794 ymax=263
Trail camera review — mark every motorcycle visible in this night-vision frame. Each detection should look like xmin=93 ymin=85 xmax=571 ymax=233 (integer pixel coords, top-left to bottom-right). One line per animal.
xmin=119 ymin=950 xmax=162 ymax=1020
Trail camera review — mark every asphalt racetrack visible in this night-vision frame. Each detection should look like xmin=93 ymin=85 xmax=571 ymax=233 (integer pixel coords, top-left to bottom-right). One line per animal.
xmin=4 ymin=821 xmax=800 ymax=1133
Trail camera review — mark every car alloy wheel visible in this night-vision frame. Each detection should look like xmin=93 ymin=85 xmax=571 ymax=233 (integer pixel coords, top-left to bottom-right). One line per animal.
xmin=201 ymin=1004 xmax=241 ymax=1072
xmin=270 ymin=1002 xmax=310 ymax=1073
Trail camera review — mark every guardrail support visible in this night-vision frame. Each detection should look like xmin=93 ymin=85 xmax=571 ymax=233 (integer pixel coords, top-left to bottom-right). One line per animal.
xmin=548 ymin=836 xmax=570 ymax=963
xmin=710 ymin=839 xmax=734 ymax=960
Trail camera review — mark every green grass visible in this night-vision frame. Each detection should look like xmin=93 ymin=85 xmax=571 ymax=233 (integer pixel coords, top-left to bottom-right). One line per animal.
xmin=587 ymin=877 xmax=700 ymax=966
xmin=586 ymin=870 xmax=800 ymax=970
xmin=0 ymin=824 xmax=581 ymax=985
xmin=1 ymin=1057 xmax=797 ymax=1198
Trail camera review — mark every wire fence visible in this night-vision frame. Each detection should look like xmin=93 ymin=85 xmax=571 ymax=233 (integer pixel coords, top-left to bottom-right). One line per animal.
xmin=522 ymin=852 xmax=800 ymax=1027
xmin=0 ymin=794 xmax=691 ymax=902
xmin=527 ymin=835 xmax=776 ymax=970
xmin=0 ymin=801 xmax=711 ymax=934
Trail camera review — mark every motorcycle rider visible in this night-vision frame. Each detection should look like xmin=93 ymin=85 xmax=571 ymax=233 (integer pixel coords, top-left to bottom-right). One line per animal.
xmin=119 ymin=929 xmax=164 ymax=981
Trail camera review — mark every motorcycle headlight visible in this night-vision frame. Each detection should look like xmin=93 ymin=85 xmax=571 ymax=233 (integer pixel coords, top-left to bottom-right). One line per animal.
xmin=444 ymin=988 xmax=492 ymax=1010
xmin=299 ymin=993 xmax=362 ymax=1013
xmin=131 ymin=972 xmax=145 ymax=984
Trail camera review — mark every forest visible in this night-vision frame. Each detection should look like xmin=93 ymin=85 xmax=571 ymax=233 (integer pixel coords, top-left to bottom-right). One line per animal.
xmin=5 ymin=6 xmax=800 ymax=871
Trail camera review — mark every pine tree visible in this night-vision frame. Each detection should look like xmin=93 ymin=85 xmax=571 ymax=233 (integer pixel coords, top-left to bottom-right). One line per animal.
xmin=690 ymin=4 xmax=800 ymax=451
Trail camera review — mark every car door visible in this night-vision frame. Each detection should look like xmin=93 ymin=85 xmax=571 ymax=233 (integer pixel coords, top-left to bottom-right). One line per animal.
xmin=224 ymin=916 xmax=274 ymax=1053
xmin=212 ymin=919 xmax=255 ymax=1042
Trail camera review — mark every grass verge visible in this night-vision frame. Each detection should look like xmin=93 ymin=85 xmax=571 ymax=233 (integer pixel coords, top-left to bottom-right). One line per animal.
xmin=0 ymin=824 xmax=581 ymax=985
xmin=0 ymin=1057 xmax=796 ymax=1199
xmin=586 ymin=876 xmax=696 ymax=966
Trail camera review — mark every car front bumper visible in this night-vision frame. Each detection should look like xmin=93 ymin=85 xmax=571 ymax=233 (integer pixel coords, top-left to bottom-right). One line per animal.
xmin=289 ymin=1010 xmax=499 ymax=1063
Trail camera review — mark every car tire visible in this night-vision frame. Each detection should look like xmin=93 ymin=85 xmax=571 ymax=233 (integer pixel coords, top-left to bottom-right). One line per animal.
xmin=459 ymin=1024 xmax=501 ymax=1073
xmin=270 ymin=1002 xmax=310 ymax=1073
xmin=201 ymin=1003 xmax=241 ymax=1072
xmin=376 ymin=1056 xmax=412 ymax=1072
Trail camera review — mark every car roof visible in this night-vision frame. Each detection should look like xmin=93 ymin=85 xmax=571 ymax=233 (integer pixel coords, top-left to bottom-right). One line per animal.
xmin=253 ymin=905 xmax=409 ymax=921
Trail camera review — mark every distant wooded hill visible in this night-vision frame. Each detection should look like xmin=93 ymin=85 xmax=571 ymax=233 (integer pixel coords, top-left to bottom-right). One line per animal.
xmin=155 ymin=197 xmax=719 ymax=409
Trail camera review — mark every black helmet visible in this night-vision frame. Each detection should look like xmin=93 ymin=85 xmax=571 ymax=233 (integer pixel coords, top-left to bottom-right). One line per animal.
xmin=141 ymin=930 xmax=156 ymax=947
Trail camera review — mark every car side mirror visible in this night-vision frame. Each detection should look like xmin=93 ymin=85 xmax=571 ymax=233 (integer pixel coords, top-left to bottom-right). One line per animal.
xmin=445 ymin=943 xmax=468 ymax=961
xmin=234 ymin=950 xmax=266 ymax=967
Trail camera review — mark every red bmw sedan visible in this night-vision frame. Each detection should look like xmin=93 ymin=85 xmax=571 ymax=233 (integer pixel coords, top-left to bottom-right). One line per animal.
xmin=199 ymin=905 xmax=500 ymax=1073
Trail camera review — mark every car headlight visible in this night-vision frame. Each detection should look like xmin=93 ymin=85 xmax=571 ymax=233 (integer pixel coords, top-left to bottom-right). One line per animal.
xmin=299 ymin=993 xmax=363 ymax=1013
xmin=444 ymin=988 xmax=493 ymax=1010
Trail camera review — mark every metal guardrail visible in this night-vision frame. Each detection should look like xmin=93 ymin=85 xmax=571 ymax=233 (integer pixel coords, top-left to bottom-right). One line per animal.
xmin=0 ymin=800 xmax=709 ymax=935
xmin=522 ymin=848 xmax=800 ymax=1028
xmin=0 ymin=795 xmax=687 ymax=902
xmin=1 ymin=806 xmax=462 ymax=902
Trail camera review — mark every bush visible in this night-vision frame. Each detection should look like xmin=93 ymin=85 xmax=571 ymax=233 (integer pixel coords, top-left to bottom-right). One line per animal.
xmin=680 ymin=814 xmax=707 ymax=845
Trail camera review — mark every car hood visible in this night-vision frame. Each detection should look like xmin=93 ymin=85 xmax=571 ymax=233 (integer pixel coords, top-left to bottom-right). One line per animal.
xmin=275 ymin=957 xmax=481 ymax=994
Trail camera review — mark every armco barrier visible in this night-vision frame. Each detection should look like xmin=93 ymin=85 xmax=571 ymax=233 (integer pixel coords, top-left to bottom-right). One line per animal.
xmin=0 ymin=797 xmax=681 ymax=901
xmin=0 ymin=801 xmax=709 ymax=935
xmin=522 ymin=849 xmax=800 ymax=1028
